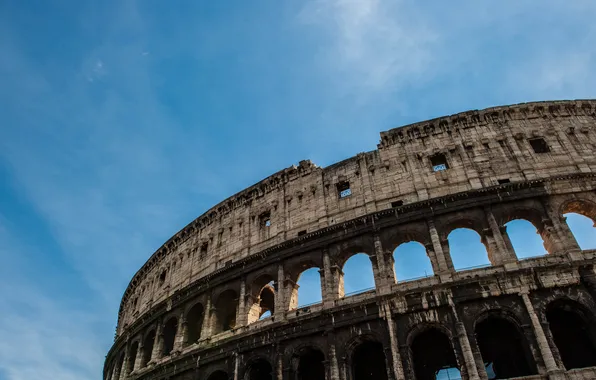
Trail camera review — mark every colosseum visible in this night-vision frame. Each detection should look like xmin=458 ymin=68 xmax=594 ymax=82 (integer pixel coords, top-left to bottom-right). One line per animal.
xmin=105 ymin=100 xmax=596 ymax=380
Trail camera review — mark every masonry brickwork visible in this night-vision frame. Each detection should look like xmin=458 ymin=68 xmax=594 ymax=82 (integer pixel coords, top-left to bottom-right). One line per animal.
xmin=105 ymin=100 xmax=596 ymax=380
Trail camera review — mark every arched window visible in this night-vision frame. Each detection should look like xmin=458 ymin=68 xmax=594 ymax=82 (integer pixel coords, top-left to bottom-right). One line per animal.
xmin=207 ymin=370 xmax=229 ymax=380
xmin=352 ymin=341 xmax=388 ymax=380
xmin=475 ymin=316 xmax=535 ymax=378
xmin=546 ymin=300 xmax=596 ymax=370
xmin=162 ymin=317 xmax=178 ymax=356
xmin=447 ymin=228 xmax=490 ymax=270
xmin=214 ymin=289 xmax=238 ymax=333
xmin=127 ymin=341 xmax=139 ymax=374
xmin=291 ymin=267 xmax=322 ymax=309
xmin=341 ymin=253 xmax=375 ymax=297
xmin=411 ymin=328 xmax=459 ymax=380
xmin=393 ymin=241 xmax=434 ymax=282
xmin=186 ymin=303 xmax=204 ymax=345
xmin=113 ymin=352 xmax=125 ymax=380
xmin=141 ymin=330 xmax=155 ymax=367
xmin=245 ymin=358 xmax=273 ymax=380
xmin=564 ymin=213 xmax=596 ymax=250
xmin=295 ymin=348 xmax=325 ymax=380
xmin=248 ymin=281 xmax=275 ymax=324
xmin=505 ymin=219 xmax=547 ymax=259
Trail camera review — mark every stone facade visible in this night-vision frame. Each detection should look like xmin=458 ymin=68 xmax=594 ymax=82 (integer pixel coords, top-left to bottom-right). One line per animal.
xmin=105 ymin=100 xmax=596 ymax=380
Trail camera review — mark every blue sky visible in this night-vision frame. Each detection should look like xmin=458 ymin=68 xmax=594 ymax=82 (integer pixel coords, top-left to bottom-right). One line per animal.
xmin=1 ymin=1 xmax=596 ymax=379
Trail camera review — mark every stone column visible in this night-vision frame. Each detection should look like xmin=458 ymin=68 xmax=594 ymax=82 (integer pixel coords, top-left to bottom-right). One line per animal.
xmin=173 ymin=313 xmax=186 ymax=352
xmin=373 ymin=234 xmax=392 ymax=293
xmin=381 ymin=303 xmax=405 ymax=380
xmin=485 ymin=207 xmax=516 ymax=263
xmin=150 ymin=322 xmax=163 ymax=363
xmin=428 ymin=219 xmax=452 ymax=277
xmin=237 ymin=278 xmax=247 ymax=327
xmin=276 ymin=350 xmax=284 ymax=380
xmin=285 ymin=279 xmax=300 ymax=310
xmin=520 ymin=291 xmax=559 ymax=373
xmin=542 ymin=197 xmax=581 ymax=257
xmin=234 ymin=352 xmax=240 ymax=380
xmin=275 ymin=263 xmax=286 ymax=320
xmin=328 ymin=342 xmax=341 ymax=380
xmin=201 ymin=295 xmax=213 ymax=338
xmin=133 ymin=342 xmax=144 ymax=372
xmin=322 ymin=249 xmax=337 ymax=306
xmin=448 ymin=297 xmax=480 ymax=380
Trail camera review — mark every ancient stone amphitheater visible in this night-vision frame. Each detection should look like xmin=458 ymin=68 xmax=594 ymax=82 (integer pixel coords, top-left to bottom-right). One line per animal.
xmin=105 ymin=100 xmax=596 ymax=380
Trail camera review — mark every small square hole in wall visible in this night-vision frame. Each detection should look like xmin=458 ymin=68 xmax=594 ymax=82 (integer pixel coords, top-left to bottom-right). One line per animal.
xmin=260 ymin=211 xmax=271 ymax=228
xmin=297 ymin=230 xmax=307 ymax=236
xmin=336 ymin=181 xmax=351 ymax=198
xmin=200 ymin=242 xmax=208 ymax=257
xmin=159 ymin=270 xmax=167 ymax=285
xmin=391 ymin=200 xmax=404 ymax=208
xmin=430 ymin=153 xmax=449 ymax=172
xmin=498 ymin=178 xmax=511 ymax=184
xmin=528 ymin=137 xmax=550 ymax=153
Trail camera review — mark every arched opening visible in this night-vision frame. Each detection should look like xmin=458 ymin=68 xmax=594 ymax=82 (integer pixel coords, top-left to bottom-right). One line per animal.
xmin=114 ymin=352 xmax=125 ymax=379
xmin=162 ymin=317 xmax=178 ymax=356
xmin=295 ymin=348 xmax=325 ymax=380
xmin=564 ymin=213 xmax=596 ymax=250
xmin=475 ymin=316 xmax=535 ymax=378
xmin=411 ymin=328 xmax=459 ymax=380
xmin=341 ymin=253 xmax=375 ymax=297
xmin=505 ymin=219 xmax=547 ymax=259
xmin=447 ymin=228 xmax=490 ymax=271
xmin=141 ymin=330 xmax=155 ymax=367
xmin=127 ymin=341 xmax=139 ymax=373
xmin=291 ymin=267 xmax=322 ymax=309
xmin=248 ymin=279 xmax=275 ymax=324
xmin=185 ymin=303 xmax=204 ymax=345
xmin=208 ymin=370 xmax=229 ymax=380
xmin=245 ymin=358 xmax=273 ymax=380
xmin=546 ymin=300 xmax=596 ymax=370
xmin=214 ymin=289 xmax=238 ymax=333
xmin=352 ymin=341 xmax=388 ymax=380
xmin=393 ymin=241 xmax=434 ymax=282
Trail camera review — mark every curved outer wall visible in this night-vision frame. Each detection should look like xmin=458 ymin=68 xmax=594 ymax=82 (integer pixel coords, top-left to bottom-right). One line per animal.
xmin=106 ymin=100 xmax=596 ymax=380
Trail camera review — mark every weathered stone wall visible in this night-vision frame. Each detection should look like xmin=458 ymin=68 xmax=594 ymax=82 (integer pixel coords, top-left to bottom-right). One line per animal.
xmin=106 ymin=100 xmax=596 ymax=380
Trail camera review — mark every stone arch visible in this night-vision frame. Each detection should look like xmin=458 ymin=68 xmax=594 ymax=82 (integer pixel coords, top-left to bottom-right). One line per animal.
xmin=333 ymin=239 xmax=376 ymax=298
xmin=113 ymin=351 xmax=125 ymax=380
xmin=141 ymin=329 xmax=156 ymax=367
xmin=346 ymin=335 xmax=389 ymax=380
xmin=473 ymin=312 xmax=536 ymax=378
xmin=439 ymin=212 xmax=493 ymax=270
xmin=185 ymin=302 xmax=204 ymax=345
xmin=126 ymin=340 xmax=139 ymax=373
xmin=243 ymin=357 xmax=274 ymax=380
xmin=288 ymin=260 xmax=322 ymax=310
xmin=407 ymin=324 xmax=460 ymax=380
xmin=392 ymin=240 xmax=434 ymax=282
xmin=288 ymin=345 xmax=326 ymax=380
xmin=248 ymin=278 xmax=275 ymax=324
xmin=560 ymin=198 xmax=596 ymax=223
xmin=213 ymin=289 xmax=238 ymax=333
xmin=207 ymin=369 xmax=230 ymax=380
xmin=504 ymin=219 xmax=548 ymax=259
xmin=162 ymin=316 xmax=178 ymax=356
xmin=545 ymin=298 xmax=596 ymax=370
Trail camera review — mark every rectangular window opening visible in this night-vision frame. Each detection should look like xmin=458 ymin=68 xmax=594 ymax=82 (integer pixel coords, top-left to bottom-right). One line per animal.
xmin=260 ymin=211 xmax=271 ymax=228
xmin=200 ymin=242 xmax=208 ymax=257
xmin=391 ymin=200 xmax=404 ymax=208
xmin=430 ymin=153 xmax=449 ymax=172
xmin=337 ymin=181 xmax=351 ymax=198
xmin=297 ymin=230 xmax=307 ymax=236
xmin=529 ymin=137 xmax=550 ymax=153
xmin=497 ymin=178 xmax=510 ymax=184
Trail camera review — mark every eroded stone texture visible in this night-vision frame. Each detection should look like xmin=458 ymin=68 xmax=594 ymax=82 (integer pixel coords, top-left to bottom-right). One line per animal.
xmin=105 ymin=100 xmax=596 ymax=380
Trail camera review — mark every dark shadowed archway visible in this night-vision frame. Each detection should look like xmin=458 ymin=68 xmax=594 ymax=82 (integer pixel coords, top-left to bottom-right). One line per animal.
xmin=295 ymin=347 xmax=325 ymax=380
xmin=141 ymin=330 xmax=155 ymax=367
xmin=162 ymin=317 xmax=178 ymax=356
xmin=411 ymin=328 xmax=459 ymax=380
xmin=245 ymin=358 xmax=273 ymax=380
xmin=185 ymin=303 xmax=204 ymax=344
xmin=352 ymin=340 xmax=388 ymax=380
xmin=207 ymin=370 xmax=229 ymax=380
xmin=475 ymin=316 xmax=535 ymax=378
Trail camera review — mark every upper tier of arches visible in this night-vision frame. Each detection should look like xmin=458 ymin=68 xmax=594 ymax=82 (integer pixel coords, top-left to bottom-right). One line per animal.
xmin=117 ymin=99 xmax=596 ymax=335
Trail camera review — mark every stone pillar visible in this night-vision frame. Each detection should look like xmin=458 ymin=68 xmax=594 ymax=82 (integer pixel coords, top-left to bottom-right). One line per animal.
xmin=275 ymin=263 xmax=286 ymax=320
xmin=276 ymin=350 xmax=284 ymax=380
xmin=520 ymin=291 xmax=560 ymax=374
xmin=428 ymin=219 xmax=452 ymax=277
xmin=542 ymin=197 xmax=581 ymax=257
xmin=237 ymin=278 xmax=247 ymax=327
xmin=485 ymin=207 xmax=516 ymax=263
xmin=150 ymin=322 xmax=163 ymax=363
xmin=201 ymin=295 xmax=213 ymax=338
xmin=373 ymin=234 xmax=392 ymax=293
xmin=448 ymin=297 xmax=480 ymax=380
xmin=173 ymin=313 xmax=186 ymax=352
xmin=133 ymin=342 xmax=143 ymax=372
xmin=381 ymin=303 xmax=405 ymax=380
xmin=423 ymin=243 xmax=441 ymax=276
xmin=328 ymin=342 xmax=341 ymax=380
xmin=322 ymin=249 xmax=337 ymax=306
xmin=285 ymin=278 xmax=300 ymax=310
xmin=234 ymin=352 xmax=240 ymax=380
